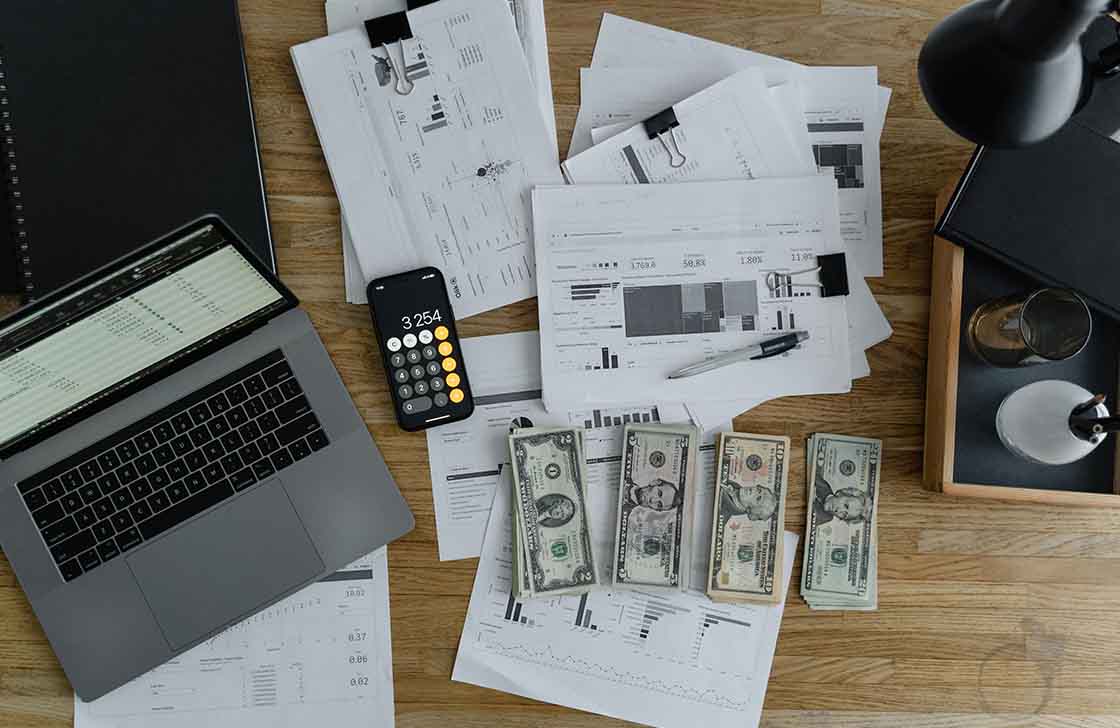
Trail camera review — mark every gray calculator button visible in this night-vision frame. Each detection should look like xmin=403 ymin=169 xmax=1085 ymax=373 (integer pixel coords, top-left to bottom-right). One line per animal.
xmin=426 ymin=361 xmax=441 ymax=376
xmin=414 ymin=380 xmax=430 ymax=396
xmin=397 ymin=384 xmax=414 ymax=399
xmin=410 ymin=365 xmax=426 ymax=380
xmin=389 ymin=352 xmax=406 ymax=368
xmin=433 ymin=392 xmax=449 ymax=407
xmin=406 ymin=349 xmax=422 ymax=364
xmin=402 ymin=396 xmax=433 ymax=415
xmin=430 ymin=377 xmax=445 ymax=391
xmin=393 ymin=369 xmax=410 ymax=384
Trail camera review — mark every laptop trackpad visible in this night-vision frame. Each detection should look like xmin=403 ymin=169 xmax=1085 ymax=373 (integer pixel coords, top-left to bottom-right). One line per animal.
xmin=126 ymin=479 xmax=325 ymax=650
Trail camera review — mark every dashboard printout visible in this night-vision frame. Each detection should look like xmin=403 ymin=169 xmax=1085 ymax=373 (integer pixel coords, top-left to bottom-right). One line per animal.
xmin=585 ymin=13 xmax=886 ymax=277
xmin=292 ymin=0 xmax=562 ymax=319
xmin=75 ymin=550 xmax=394 ymax=728
xmin=453 ymin=463 xmax=797 ymax=728
xmin=427 ymin=330 xmax=692 ymax=561
xmin=325 ymin=0 xmax=557 ymax=305
xmin=533 ymin=178 xmax=853 ymax=411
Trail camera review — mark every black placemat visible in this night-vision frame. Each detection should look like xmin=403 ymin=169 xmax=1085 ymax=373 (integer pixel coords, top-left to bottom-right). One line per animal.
xmin=953 ymin=248 xmax=1119 ymax=493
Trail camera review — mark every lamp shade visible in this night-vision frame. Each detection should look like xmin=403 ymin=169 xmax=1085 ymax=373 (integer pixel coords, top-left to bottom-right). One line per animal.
xmin=918 ymin=0 xmax=1110 ymax=147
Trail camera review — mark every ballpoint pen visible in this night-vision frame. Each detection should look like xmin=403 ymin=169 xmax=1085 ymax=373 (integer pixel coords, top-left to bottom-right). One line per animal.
xmin=667 ymin=331 xmax=810 ymax=380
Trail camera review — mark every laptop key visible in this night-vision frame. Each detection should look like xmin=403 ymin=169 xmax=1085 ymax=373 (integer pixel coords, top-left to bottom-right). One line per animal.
xmin=116 ymin=440 xmax=139 ymax=462
xmin=129 ymin=501 xmax=153 ymax=523
xmin=171 ymin=412 xmax=194 ymax=434
xmin=111 ymin=488 xmax=135 ymax=510
xmin=116 ymin=528 xmax=143 ymax=553
xmin=136 ymin=480 xmax=235 ymax=541
xmin=171 ymin=434 xmax=192 ymax=457
xmin=252 ymin=459 xmax=275 ymax=480
xmin=154 ymin=422 xmax=176 ymax=444
xmin=184 ymin=473 xmax=207 ymax=494
xmin=186 ymin=451 xmax=207 ymax=472
xmin=245 ymin=373 xmax=266 ymax=396
xmin=149 ymin=491 xmax=171 ymax=512
xmin=79 ymin=483 xmax=101 ymax=505
xmin=168 ymin=482 xmax=190 ymax=502
xmin=33 ymin=501 xmax=65 ymax=529
xmin=75 ymin=507 xmax=96 ymax=529
xmin=44 ymin=479 xmax=67 ymax=501
xmin=190 ymin=403 xmax=212 ymax=425
xmin=42 ymin=514 xmax=78 ymax=544
xmin=117 ymin=462 xmax=139 ymax=485
xmin=92 ymin=520 xmax=115 ymax=542
xmin=230 ymin=468 xmax=256 ymax=492
xmin=23 ymin=488 xmax=47 ymax=512
xmin=270 ymin=449 xmax=294 ymax=471
xmin=308 ymin=430 xmax=330 ymax=451
xmin=59 ymin=559 xmax=83 ymax=582
xmin=135 ymin=431 xmax=158 ymax=453
xmin=97 ymin=450 xmax=122 ymax=472
xmin=153 ymin=444 xmax=174 ymax=467
xmin=92 ymin=497 xmax=115 ymax=520
xmin=189 ymin=425 xmax=211 ymax=448
xmin=61 ymin=470 xmax=83 ymax=491
xmin=50 ymin=529 xmax=95 ymax=564
xmin=111 ymin=511 xmax=134 ymax=533
xmin=277 ymin=413 xmax=321 ymax=446
xmin=98 ymin=471 xmax=121 ymax=494
xmin=61 ymin=493 xmax=83 ymax=514
xmin=97 ymin=540 xmax=120 ymax=563
xmin=79 ymin=460 xmax=102 ymax=482
xmin=289 ymin=440 xmax=312 ymax=461
xmin=135 ymin=454 xmax=157 ymax=476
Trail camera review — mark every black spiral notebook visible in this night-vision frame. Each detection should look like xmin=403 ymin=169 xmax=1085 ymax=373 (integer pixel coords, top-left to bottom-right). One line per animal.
xmin=0 ymin=0 xmax=275 ymax=301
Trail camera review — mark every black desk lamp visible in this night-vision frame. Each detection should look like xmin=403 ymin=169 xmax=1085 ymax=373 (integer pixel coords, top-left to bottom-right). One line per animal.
xmin=919 ymin=0 xmax=1120 ymax=147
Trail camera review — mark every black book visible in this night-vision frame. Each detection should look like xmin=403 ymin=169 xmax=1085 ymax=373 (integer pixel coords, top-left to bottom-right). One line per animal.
xmin=0 ymin=0 xmax=274 ymax=300
xmin=936 ymin=17 xmax=1120 ymax=320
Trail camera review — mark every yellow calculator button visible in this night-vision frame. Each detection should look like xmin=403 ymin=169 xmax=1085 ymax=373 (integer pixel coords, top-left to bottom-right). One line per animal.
xmin=434 ymin=325 xmax=450 ymax=341
xmin=438 ymin=341 xmax=453 ymax=356
xmin=449 ymin=388 xmax=465 ymax=404
xmin=441 ymin=357 xmax=457 ymax=372
xmin=445 ymin=372 xmax=461 ymax=388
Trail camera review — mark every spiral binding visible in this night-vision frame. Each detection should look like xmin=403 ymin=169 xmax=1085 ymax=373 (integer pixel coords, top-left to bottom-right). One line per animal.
xmin=0 ymin=46 xmax=32 ymax=299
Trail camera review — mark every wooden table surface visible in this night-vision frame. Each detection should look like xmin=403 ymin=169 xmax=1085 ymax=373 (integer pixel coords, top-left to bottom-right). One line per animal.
xmin=4 ymin=1 xmax=1120 ymax=726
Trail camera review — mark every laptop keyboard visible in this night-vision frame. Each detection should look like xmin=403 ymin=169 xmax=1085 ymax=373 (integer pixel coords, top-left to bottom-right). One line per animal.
xmin=16 ymin=350 xmax=331 ymax=584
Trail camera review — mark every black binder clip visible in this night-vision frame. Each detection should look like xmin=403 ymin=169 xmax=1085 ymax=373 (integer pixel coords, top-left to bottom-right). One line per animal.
xmin=764 ymin=253 xmax=849 ymax=298
xmin=363 ymin=0 xmax=436 ymax=95
xmin=643 ymin=107 xmax=686 ymax=168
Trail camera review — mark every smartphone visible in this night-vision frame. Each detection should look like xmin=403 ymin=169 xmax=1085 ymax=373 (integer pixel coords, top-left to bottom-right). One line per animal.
xmin=366 ymin=267 xmax=474 ymax=431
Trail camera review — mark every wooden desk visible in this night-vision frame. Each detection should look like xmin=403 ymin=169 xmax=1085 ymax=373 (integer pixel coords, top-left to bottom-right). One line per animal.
xmin=3 ymin=1 xmax=1120 ymax=725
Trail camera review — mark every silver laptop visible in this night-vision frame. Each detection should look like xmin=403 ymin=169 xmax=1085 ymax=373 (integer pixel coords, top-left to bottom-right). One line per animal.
xmin=0 ymin=217 xmax=414 ymax=700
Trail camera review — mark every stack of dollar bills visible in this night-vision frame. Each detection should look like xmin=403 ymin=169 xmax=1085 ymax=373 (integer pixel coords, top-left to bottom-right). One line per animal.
xmin=706 ymin=432 xmax=791 ymax=604
xmin=800 ymin=433 xmax=882 ymax=611
xmin=508 ymin=427 xmax=599 ymax=599
xmin=611 ymin=423 xmax=700 ymax=592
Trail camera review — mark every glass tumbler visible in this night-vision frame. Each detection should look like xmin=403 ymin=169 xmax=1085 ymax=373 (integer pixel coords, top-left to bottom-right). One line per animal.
xmin=966 ymin=287 xmax=1092 ymax=368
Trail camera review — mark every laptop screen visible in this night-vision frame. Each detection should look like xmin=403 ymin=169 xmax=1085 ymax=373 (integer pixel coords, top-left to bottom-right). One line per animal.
xmin=0 ymin=224 xmax=288 ymax=452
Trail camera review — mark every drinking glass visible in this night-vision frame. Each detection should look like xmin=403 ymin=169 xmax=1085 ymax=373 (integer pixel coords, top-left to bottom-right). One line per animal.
xmin=966 ymin=287 xmax=1091 ymax=367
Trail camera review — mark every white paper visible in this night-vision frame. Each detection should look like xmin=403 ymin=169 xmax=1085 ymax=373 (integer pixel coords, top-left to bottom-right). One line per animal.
xmin=453 ymin=468 xmax=798 ymax=728
xmin=533 ymin=178 xmax=853 ymax=411
xmin=583 ymin=14 xmax=885 ymax=277
xmin=75 ymin=549 xmax=395 ymax=728
xmin=427 ymin=330 xmax=691 ymax=561
xmin=564 ymin=68 xmax=813 ymax=183
xmin=326 ymin=0 xmax=558 ymax=305
xmin=293 ymin=0 xmax=563 ymax=318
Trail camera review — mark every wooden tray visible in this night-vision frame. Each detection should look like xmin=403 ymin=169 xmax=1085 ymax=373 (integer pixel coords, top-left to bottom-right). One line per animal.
xmin=923 ymin=185 xmax=1120 ymax=506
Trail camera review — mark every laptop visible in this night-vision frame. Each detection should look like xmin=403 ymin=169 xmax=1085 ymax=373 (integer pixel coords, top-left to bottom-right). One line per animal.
xmin=0 ymin=217 xmax=414 ymax=700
